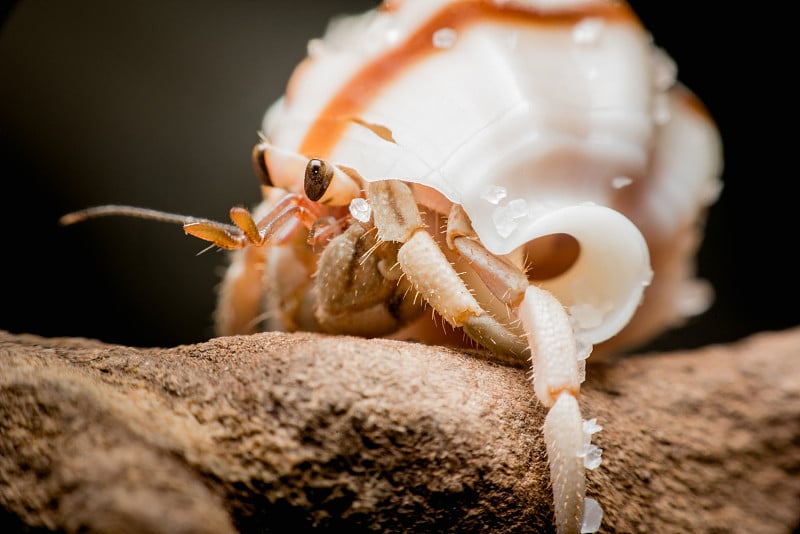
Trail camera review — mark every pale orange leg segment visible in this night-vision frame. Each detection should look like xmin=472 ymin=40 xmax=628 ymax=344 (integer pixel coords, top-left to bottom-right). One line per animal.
xmin=368 ymin=180 xmax=529 ymax=358
xmin=445 ymin=205 xmax=601 ymax=534
xmin=183 ymin=193 xmax=324 ymax=249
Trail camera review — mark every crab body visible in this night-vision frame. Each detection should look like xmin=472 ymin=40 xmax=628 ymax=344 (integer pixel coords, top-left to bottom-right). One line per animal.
xmin=64 ymin=1 xmax=722 ymax=532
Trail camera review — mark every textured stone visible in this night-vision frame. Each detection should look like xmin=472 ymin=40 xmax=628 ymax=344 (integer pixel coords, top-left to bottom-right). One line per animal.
xmin=1 ymin=327 xmax=799 ymax=533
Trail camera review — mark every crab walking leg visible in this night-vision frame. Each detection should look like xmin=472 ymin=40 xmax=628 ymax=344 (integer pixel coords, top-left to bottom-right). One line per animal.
xmin=184 ymin=193 xmax=321 ymax=249
xmin=519 ymin=285 xmax=593 ymax=534
xmin=373 ymin=180 xmax=597 ymax=531
xmin=369 ymin=181 xmax=527 ymax=355
xmin=544 ymin=392 xmax=586 ymax=534
xmin=445 ymin=204 xmax=530 ymax=307
xmin=446 ymin=218 xmax=604 ymax=531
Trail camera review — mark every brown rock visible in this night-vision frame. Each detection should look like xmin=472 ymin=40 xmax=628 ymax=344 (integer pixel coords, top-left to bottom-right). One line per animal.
xmin=1 ymin=328 xmax=799 ymax=533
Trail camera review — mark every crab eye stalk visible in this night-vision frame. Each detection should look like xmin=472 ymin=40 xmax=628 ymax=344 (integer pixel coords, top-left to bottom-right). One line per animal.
xmin=251 ymin=142 xmax=273 ymax=187
xmin=304 ymin=158 xmax=334 ymax=202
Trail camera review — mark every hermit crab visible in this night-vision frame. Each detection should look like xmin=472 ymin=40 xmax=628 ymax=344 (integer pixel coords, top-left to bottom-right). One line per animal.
xmin=62 ymin=0 xmax=723 ymax=532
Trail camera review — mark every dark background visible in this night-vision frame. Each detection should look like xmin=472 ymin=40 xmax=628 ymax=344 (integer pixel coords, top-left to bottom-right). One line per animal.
xmin=1 ymin=1 xmax=796 ymax=350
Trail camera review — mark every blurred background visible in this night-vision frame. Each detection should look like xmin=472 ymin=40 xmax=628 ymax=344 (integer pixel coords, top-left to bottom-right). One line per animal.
xmin=0 ymin=1 xmax=795 ymax=350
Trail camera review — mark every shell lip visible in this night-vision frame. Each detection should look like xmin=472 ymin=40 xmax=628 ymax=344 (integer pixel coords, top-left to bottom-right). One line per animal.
xmin=505 ymin=203 xmax=652 ymax=344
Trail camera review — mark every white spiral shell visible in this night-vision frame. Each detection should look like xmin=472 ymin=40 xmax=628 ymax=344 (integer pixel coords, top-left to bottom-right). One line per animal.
xmin=261 ymin=0 xmax=723 ymax=351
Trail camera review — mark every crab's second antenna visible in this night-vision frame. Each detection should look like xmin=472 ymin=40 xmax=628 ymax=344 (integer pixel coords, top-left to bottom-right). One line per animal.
xmin=58 ymin=200 xmax=321 ymax=251
xmin=59 ymin=205 xmax=199 ymax=227
xmin=59 ymin=204 xmax=249 ymax=250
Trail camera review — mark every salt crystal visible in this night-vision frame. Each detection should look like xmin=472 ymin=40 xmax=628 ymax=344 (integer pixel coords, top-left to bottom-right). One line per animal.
xmin=363 ymin=15 xmax=401 ymax=48
xmin=492 ymin=209 xmax=518 ymax=238
xmin=569 ymin=303 xmax=605 ymax=330
xmin=481 ymin=185 xmax=507 ymax=205
xmin=653 ymin=47 xmax=678 ymax=91
xmin=432 ymin=28 xmax=458 ymax=49
xmin=581 ymin=498 xmax=603 ymax=533
xmin=576 ymin=337 xmax=593 ymax=362
xmin=573 ymin=17 xmax=604 ymax=45
xmin=385 ymin=28 xmax=401 ymax=45
xmin=307 ymin=38 xmax=325 ymax=59
xmin=612 ymin=176 xmax=633 ymax=189
xmin=653 ymin=92 xmax=671 ymax=124
xmin=491 ymin=198 xmax=528 ymax=238
xmin=642 ymin=267 xmax=654 ymax=287
xmin=583 ymin=418 xmax=603 ymax=443
xmin=582 ymin=443 xmax=603 ymax=470
xmin=349 ymin=198 xmax=371 ymax=222
xmin=676 ymin=279 xmax=714 ymax=317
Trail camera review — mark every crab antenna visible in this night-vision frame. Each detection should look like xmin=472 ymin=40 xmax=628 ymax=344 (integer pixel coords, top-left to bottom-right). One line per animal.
xmin=59 ymin=205 xmax=202 ymax=227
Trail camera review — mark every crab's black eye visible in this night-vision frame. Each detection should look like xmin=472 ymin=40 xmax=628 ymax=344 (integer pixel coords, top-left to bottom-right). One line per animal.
xmin=304 ymin=158 xmax=334 ymax=202
xmin=251 ymin=142 xmax=273 ymax=187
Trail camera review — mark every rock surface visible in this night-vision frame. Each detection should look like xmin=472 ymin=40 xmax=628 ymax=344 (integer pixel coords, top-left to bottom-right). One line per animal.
xmin=1 ymin=327 xmax=799 ymax=533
